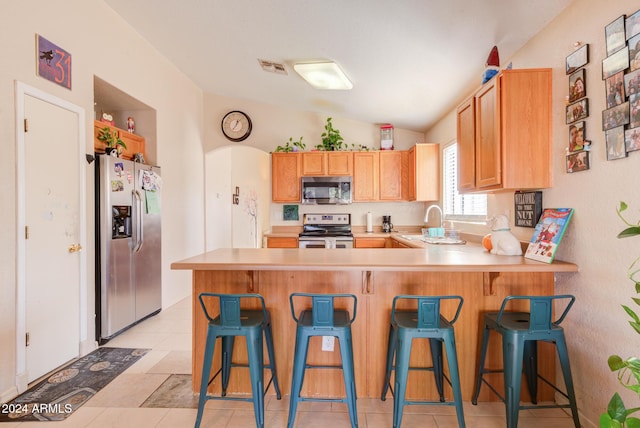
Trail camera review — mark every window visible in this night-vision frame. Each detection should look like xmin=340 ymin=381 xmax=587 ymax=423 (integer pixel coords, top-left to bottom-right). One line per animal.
xmin=442 ymin=143 xmax=487 ymax=221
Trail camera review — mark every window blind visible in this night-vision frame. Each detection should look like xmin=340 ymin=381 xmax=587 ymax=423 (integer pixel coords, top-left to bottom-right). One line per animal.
xmin=443 ymin=143 xmax=487 ymax=220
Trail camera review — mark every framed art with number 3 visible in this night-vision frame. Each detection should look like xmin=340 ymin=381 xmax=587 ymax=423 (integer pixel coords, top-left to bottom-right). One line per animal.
xmin=36 ymin=34 xmax=71 ymax=90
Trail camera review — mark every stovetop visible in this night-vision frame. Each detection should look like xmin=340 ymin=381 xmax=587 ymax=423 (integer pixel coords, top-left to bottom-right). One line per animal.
xmin=299 ymin=213 xmax=352 ymax=238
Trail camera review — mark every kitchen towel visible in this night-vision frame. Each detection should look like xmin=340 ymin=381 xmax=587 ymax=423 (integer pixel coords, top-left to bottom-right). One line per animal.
xmin=366 ymin=212 xmax=373 ymax=232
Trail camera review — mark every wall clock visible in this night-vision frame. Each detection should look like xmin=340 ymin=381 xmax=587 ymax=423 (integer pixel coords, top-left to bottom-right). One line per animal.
xmin=221 ymin=110 xmax=252 ymax=142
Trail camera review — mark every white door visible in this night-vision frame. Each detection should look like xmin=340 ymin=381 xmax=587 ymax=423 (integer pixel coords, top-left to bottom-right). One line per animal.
xmin=24 ymin=94 xmax=81 ymax=382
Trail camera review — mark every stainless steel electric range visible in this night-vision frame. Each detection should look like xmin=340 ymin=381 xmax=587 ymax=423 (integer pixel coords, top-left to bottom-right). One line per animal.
xmin=298 ymin=213 xmax=353 ymax=249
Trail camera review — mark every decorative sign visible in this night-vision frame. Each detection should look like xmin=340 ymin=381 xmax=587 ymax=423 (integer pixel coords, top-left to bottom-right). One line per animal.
xmin=514 ymin=191 xmax=543 ymax=228
xmin=36 ymin=34 xmax=71 ymax=90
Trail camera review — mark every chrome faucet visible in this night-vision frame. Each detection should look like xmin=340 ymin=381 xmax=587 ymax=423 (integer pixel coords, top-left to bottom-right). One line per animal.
xmin=424 ymin=205 xmax=444 ymax=228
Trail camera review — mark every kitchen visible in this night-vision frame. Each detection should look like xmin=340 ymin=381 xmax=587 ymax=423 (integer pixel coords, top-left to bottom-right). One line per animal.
xmin=1 ymin=1 xmax=640 ymax=427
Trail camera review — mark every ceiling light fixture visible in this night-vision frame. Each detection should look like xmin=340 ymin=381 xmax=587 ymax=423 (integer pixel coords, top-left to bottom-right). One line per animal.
xmin=293 ymin=61 xmax=353 ymax=90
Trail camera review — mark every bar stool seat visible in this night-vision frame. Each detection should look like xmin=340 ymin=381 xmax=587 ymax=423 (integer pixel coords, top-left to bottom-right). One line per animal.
xmin=381 ymin=295 xmax=465 ymax=428
xmin=287 ymin=293 xmax=358 ymax=428
xmin=471 ymin=295 xmax=580 ymax=428
xmin=195 ymin=293 xmax=281 ymax=428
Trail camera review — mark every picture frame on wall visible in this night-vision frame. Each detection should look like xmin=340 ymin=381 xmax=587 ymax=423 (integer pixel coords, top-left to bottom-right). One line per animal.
xmin=566 ymin=150 xmax=590 ymax=173
xmin=569 ymin=121 xmax=586 ymax=152
xmin=566 ymin=44 xmax=589 ymax=74
xmin=630 ymin=93 xmax=640 ymax=128
xmin=602 ymin=101 xmax=630 ymax=130
xmin=629 ymin=33 xmax=640 ymax=71
xmin=606 ymin=126 xmax=627 ymax=160
xmin=606 ymin=15 xmax=627 ymax=56
xmin=626 ymin=9 xmax=640 ymax=40
xmin=569 ymin=68 xmax=586 ymax=102
xmin=566 ymin=99 xmax=588 ymax=124
xmin=603 ymin=46 xmax=630 ymax=79
xmin=605 ymin=71 xmax=626 ymax=108
xmin=625 ymin=128 xmax=640 ymax=152
xmin=624 ymin=68 xmax=640 ymax=95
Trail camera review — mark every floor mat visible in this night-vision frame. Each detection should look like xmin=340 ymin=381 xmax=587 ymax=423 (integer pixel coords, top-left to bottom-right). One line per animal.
xmin=0 ymin=347 xmax=149 ymax=422
xmin=141 ymin=374 xmax=198 ymax=408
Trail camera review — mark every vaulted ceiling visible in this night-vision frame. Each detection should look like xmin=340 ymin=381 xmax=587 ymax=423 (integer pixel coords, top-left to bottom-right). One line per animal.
xmin=103 ymin=0 xmax=572 ymax=131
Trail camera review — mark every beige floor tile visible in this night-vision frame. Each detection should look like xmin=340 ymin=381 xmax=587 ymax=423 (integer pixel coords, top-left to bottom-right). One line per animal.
xmin=84 ymin=407 xmax=169 ymax=428
xmin=122 ymin=349 xmax=170 ymax=374
xmin=156 ymin=407 xmax=233 ymax=427
xmin=289 ymin=409 xmax=363 ymax=427
xmin=105 ymin=331 xmax=173 ymax=350
xmin=147 ymin=350 xmax=192 ymax=375
xmin=84 ymin=373 xmax=169 ymax=408
xmin=435 ymin=413 xmax=505 ymax=428
xmin=153 ymin=333 xmax=192 ymax=352
xmin=11 ymin=407 xmax=105 ymax=427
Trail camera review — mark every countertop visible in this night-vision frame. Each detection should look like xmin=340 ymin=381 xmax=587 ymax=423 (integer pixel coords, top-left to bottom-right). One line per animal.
xmin=171 ymin=245 xmax=578 ymax=273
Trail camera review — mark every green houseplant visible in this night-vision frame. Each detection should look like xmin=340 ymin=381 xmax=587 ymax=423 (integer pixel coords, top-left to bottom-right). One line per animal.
xmin=274 ymin=137 xmax=305 ymax=152
xmin=600 ymin=202 xmax=640 ymax=428
xmin=97 ymin=126 xmax=127 ymax=156
xmin=316 ymin=117 xmax=345 ymax=151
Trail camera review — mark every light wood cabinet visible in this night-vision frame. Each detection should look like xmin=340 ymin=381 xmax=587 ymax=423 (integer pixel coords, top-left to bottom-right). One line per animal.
xmin=391 ymin=238 xmax=410 ymax=248
xmin=326 ymin=152 xmax=353 ymax=176
xmin=94 ymin=120 xmax=146 ymax=161
xmin=271 ymin=153 xmax=301 ymax=202
xmin=353 ymin=152 xmax=379 ymax=201
xmin=379 ymin=151 xmax=403 ymax=200
xmin=456 ymin=68 xmax=552 ymax=192
xmin=407 ymin=144 xmax=439 ymax=201
xmin=301 ymin=152 xmax=353 ymax=176
xmin=354 ymin=237 xmax=389 ymax=248
xmin=266 ymin=237 xmax=299 ymax=248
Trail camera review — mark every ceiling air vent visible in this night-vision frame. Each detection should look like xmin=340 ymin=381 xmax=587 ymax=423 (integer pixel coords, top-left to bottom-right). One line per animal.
xmin=258 ymin=59 xmax=287 ymax=75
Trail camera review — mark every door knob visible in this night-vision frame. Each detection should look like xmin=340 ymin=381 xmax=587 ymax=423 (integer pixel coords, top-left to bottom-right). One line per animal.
xmin=68 ymin=243 xmax=82 ymax=253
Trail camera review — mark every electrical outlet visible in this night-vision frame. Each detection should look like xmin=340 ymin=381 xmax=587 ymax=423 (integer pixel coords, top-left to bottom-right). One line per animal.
xmin=321 ymin=336 xmax=335 ymax=352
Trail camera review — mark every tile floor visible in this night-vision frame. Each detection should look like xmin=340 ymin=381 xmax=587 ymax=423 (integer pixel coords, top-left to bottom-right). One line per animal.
xmin=6 ymin=296 xmax=578 ymax=427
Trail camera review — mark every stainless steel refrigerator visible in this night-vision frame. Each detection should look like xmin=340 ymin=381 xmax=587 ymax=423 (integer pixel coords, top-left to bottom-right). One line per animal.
xmin=95 ymin=154 xmax=162 ymax=344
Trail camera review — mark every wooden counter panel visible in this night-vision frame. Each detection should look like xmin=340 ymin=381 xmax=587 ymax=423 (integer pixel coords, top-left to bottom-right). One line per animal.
xmin=191 ymin=269 xmax=556 ymax=402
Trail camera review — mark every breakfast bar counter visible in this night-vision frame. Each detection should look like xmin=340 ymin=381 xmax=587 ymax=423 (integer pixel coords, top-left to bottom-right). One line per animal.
xmin=172 ymin=247 xmax=578 ymax=402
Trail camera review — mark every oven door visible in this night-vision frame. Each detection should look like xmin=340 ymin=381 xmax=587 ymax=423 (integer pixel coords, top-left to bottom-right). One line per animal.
xmin=298 ymin=238 xmax=330 ymax=249
xmin=334 ymin=238 xmax=354 ymax=249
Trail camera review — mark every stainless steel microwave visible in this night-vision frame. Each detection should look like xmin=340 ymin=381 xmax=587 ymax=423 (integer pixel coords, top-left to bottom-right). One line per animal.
xmin=301 ymin=176 xmax=352 ymax=205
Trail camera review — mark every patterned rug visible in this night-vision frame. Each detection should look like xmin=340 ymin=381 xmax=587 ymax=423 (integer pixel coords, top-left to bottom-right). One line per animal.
xmin=0 ymin=347 xmax=149 ymax=422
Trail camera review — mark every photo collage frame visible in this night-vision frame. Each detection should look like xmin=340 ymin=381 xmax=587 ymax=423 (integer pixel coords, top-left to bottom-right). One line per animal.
xmin=565 ymin=43 xmax=591 ymax=173
xmin=603 ymin=9 xmax=640 ymax=160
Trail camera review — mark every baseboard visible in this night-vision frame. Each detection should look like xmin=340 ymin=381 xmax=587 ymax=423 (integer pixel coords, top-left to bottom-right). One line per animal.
xmin=80 ymin=339 xmax=98 ymax=357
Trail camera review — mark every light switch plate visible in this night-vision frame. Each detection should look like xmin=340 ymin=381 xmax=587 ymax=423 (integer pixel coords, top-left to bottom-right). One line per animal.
xmin=321 ymin=336 xmax=335 ymax=352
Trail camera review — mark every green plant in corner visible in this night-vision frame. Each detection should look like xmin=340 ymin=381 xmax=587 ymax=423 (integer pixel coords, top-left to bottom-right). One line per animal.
xmin=97 ymin=126 xmax=127 ymax=155
xmin=600 ymin=202 xmax=640 ymax=428
xmin=316 ymin=117 xmax=345 ymax=151
xmin=273 ymin=137 xmax=305 ymax=152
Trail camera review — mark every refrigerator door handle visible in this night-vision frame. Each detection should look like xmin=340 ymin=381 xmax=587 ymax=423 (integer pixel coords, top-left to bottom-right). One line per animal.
xmin=132 ymin=190 xmax=144 ymax=253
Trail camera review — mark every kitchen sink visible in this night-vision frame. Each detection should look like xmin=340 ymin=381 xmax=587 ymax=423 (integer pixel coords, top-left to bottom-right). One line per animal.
xmin=399 ymin=235 xmax=466 ymax=245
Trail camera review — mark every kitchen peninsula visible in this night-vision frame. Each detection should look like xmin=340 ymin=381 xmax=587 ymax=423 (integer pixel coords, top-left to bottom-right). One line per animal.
xmin=171 ymin=244 xmax=578 ymax=402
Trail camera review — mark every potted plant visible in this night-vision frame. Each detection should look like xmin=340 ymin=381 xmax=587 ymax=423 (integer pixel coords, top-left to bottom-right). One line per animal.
xmin=273 ymin=137 xmax=305 ymax=152
xmin=97 ymin=126 xmax=127 ymax=156
xmin=600 ymin=202 xmax=640 ymax=428
xmin=316 ymin=117 xmax=345 ymax=151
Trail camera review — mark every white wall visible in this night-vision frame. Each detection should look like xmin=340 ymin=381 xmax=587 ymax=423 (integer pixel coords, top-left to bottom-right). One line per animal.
xmin=0 ymin=0 xmax=204 ymax=401
xmin=425 ymin=0 xmax=640 ymax=424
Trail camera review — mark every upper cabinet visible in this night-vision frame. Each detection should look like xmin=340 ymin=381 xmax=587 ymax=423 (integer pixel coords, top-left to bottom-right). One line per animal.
xmin=301 ymin=152 xmax=353 ymax=176
xmin=271 ymin=152 xmax=301 ymax=202
xmin=353 ymin=151 xmax=379 ymax=201
xmin=93 ymin=120 xmax=146 ymax=162
xmin=271 ymin=145 xmax=439 ymax=203
xmin=407 ymin=144 xmax=439 ymax=201
xmin=456 ymin=68 xmax=552 ymax=193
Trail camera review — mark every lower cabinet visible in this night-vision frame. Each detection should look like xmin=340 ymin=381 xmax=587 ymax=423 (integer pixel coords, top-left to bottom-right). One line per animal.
xmin=354 ymin=237 xmax=390 ymax=248
xmin=391 ymin=239 xmax=411 ymax=248
xmin=266 ymin=237 xmax=299 ymax=248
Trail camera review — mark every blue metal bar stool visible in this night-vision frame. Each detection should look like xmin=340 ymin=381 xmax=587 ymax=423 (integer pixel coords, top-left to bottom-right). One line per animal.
xmin=195 ymin=293 xmax=281 ymax=428
xmin=287 ymin=293 xmax=358 ymax=428
xmin=471 ymin=295 xmax=580 ymax=428
xmin=381 ymin=295 xmax=465 ymax=428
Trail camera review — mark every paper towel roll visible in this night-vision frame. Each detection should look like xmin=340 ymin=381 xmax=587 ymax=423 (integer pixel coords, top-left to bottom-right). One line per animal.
xmin=366 ymin=212 xmax=373 ymax=233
